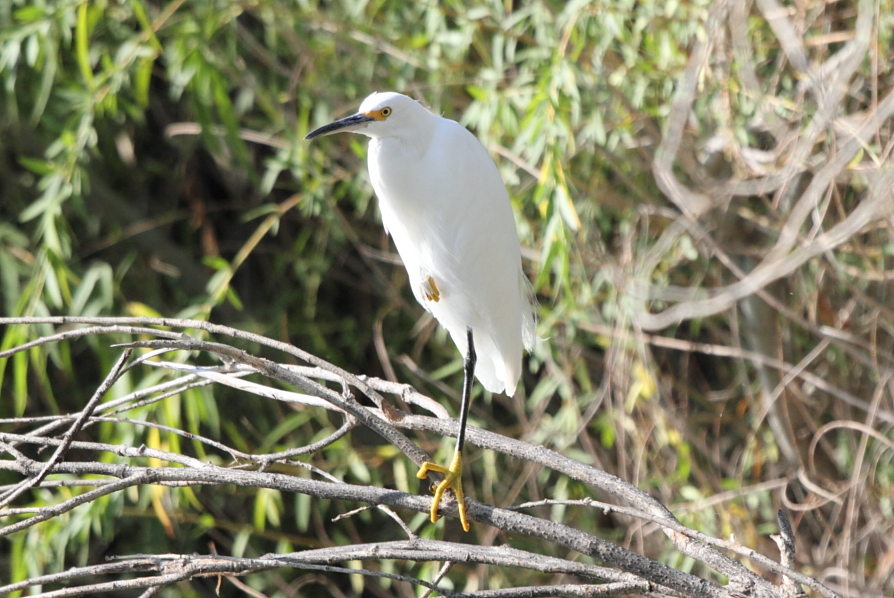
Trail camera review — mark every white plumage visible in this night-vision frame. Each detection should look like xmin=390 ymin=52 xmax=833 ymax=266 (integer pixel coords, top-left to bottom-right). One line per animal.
xmin=308 ymin=91 xmax=534 ymax=395
xmin=306 ymin=91 xmax=536 ymax=531
xmin=359 ymin=92 xmax=535 ymax=395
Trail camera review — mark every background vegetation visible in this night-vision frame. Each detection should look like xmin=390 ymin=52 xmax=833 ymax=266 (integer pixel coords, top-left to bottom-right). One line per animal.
xmin=1 ymin=0 xmax=893 ymax=596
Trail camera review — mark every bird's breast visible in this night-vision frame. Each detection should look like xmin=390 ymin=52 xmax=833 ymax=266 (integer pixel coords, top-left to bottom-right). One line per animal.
xmin=368 ymin=137 xmax=443 ymax=214
xmin=367 ymin=122 xmax=520 ymax=311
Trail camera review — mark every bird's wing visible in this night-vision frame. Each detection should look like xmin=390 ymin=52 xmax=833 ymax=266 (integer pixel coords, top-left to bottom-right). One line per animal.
xmin=369 ymin=120 xmax=532 ymax=394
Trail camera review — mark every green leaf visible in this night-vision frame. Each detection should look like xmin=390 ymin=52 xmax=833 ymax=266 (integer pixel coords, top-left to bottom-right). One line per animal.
xmin=75 ymin=3 xmax=95 ymax=89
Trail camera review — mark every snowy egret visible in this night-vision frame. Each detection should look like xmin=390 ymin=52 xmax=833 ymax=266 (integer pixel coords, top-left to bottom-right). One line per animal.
xmin=306 ymin=92 xmax=535 ymax=531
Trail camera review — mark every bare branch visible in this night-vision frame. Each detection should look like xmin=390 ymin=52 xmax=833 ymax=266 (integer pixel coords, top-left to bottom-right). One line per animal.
xmin=771 ymin=510 xmax=809 ymax=598
xmin=0 ymin=318 xmax=843 ymax=598
xmin=652 ymin=1 xmax=728 ymax=219
xmin=635 ymin=159 xmax=894 ymax=330
xmin=0 ymin=349 xmax=131 ymax=509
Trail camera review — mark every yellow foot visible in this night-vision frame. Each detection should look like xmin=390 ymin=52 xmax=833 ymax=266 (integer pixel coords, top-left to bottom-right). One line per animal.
xmin=416 ymin=452 xmax=469 ymax=532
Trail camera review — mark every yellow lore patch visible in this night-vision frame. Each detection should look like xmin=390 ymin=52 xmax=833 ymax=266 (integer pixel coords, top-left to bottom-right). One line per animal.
xmin=363 ymin=107 xmax=392 ymax=121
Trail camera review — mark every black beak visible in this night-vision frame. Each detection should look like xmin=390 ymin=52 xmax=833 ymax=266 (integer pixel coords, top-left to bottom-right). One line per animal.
xmin=305 ymin=113 xmax=376 ymax=140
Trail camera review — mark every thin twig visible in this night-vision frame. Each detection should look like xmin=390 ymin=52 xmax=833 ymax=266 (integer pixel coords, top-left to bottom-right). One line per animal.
xmin=0 ymin=349 xmax=131 ymax=509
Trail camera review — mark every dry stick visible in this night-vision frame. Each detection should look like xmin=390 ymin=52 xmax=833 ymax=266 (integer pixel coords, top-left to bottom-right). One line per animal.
xmin=727 ymin=0 xmax=786 ymax=139
xmin=164 ymin=542 xmax=654 ymax=598
xmin=507 ymin=496 xmax=819 ymax=590
xmin=634 ymin=201 xmax=894 ymax=380
xmin=143 ymin=360 xmax=353 ymax=413
xmin=577 ymin=321 xmax=894 ymax=425
xmin=0 ymin=325 xmax=187 ymax=361
xmin=652 ymin=0 xmax=727 ymax=219
xmin=0 ymin=349 xmax=131 ymax=509
xmin=749 ymin=0 xmax=872 ymax=210
xmin=1 ymin=422 xmax=404 ymax=544
xmin=636 ymin=161 xmax=894 ymax=330
xmin=268 ymin=539 xmax=647 ymax=585
xmin=645 ymin=100 xmax=894 ymax=304
xmin=398 ymin=416 xmax=840 ymax=598
xmin=35 ymin=555 xmax=448 ymax=598
xmin=83 ymin=416 xmax=253 ymax=461
xmin=0 ymin=324 xmax=834 ymax=596
xmin=0 ymin=432 xmax=212 ymax=470
xmin=466 ymin=583 xmax=647 ymax=598
xmin=0 ymin=560 xmax=159 ymax=595
xmin=0 ymin=345 xmax=210 ymax=449
xmin=0 ymin=421 xmax=829 ymax=595
xmin=0 ymin=478 xmax=121 ymax=492
xmin=3 ymin=504 xmax=647 ymax=596
xmin=256 ymin=416 xmax=357 ymax=463
xmin=136 ymin=340 xmax=498 ymax=497
xmin=766 ymin=91 xmax=890 ymax=266
xmin=6 ymin=384 xmax=255 ymax=463
xmin=143 ymin=361 xmax=440 ymax=423
xmin=0 ymin=458 xmax=729 ymax=598
xmin=130 ymin=336 xmax=449 ymax=491
xmin=0 ymin=319 xmax=432 ymax=476
xmin=809 ymin=420 xmax=894 ymax=459
xmin=231 ymin=559 xmax=449 ymax=597
xmin=813 ymin=0 xmax=874 ymax=95
xmin=643 ymin=0 xmax=887 ymax=327
xmin=0 ymin=439 xmax=27 ymax=462
xmin=770 ymin=510 xmax=809 ymax=598
xmin=0 ymin=319 xmax=432 ymax=417
xmin=753 ymin=0 xmax=812 ymax=84
xmin=420 ymin=561 xmax=454 ymax=598
xmin=135 ymin=586 xmax=163 ymax=598
xmin=2 ymin=555 xmax=440 ymax=598
xmin=114 ymin=338 xmax=432 ymax=468
xmin=359 ymin=376 xmax=451 ymax=418
xmin=0 ymin=316 xmax=391 ymax=411
xmin=104 ymin=372 xmax=232 ymax=416
xmin=8 ymin=328 xmax=356 ymax=464
xmin=0 ymin=473 xmax=150 ymax=537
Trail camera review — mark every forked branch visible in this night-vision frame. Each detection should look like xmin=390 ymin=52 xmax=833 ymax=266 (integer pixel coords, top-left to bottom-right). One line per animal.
xmin=0 ymin=317 xmax=839 ymax=598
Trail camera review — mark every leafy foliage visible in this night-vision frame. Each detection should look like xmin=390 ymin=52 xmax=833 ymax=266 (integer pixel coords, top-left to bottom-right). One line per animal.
xmin=2 ymin=0 xmax=893 ymax=596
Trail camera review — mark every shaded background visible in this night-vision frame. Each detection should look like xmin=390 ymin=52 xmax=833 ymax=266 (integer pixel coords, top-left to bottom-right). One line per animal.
xmin=1 ymin=1 xmax=893 ymax=596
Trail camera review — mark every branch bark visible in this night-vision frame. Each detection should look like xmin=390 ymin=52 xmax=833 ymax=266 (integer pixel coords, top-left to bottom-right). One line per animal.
xmin=0 ymin=317 xmax=840 ymax=598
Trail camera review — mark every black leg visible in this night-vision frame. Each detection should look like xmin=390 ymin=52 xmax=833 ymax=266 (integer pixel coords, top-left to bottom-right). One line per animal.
xmin=415 ymin=327 xmax=476 ymax=531
xmin=455 ymin=327 xmax=476 ymax=453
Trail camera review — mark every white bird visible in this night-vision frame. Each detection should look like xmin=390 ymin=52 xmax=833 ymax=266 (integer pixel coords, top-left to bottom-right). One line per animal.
xmin=306 ymin=91 xmax=536 ymax=531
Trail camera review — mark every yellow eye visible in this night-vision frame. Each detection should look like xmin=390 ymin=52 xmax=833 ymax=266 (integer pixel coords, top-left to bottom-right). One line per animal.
xmin=381 ymin=107 xmax=392 ymax=117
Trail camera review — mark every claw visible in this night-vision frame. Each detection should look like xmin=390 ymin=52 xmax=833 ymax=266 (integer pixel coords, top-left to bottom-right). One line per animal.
xmin=416 ymin=452 xmax=469 ymax=532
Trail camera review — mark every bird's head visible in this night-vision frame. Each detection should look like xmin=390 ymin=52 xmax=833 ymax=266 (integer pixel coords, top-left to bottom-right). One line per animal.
xmin=304 ymin=92 xmax=430 ymax=141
